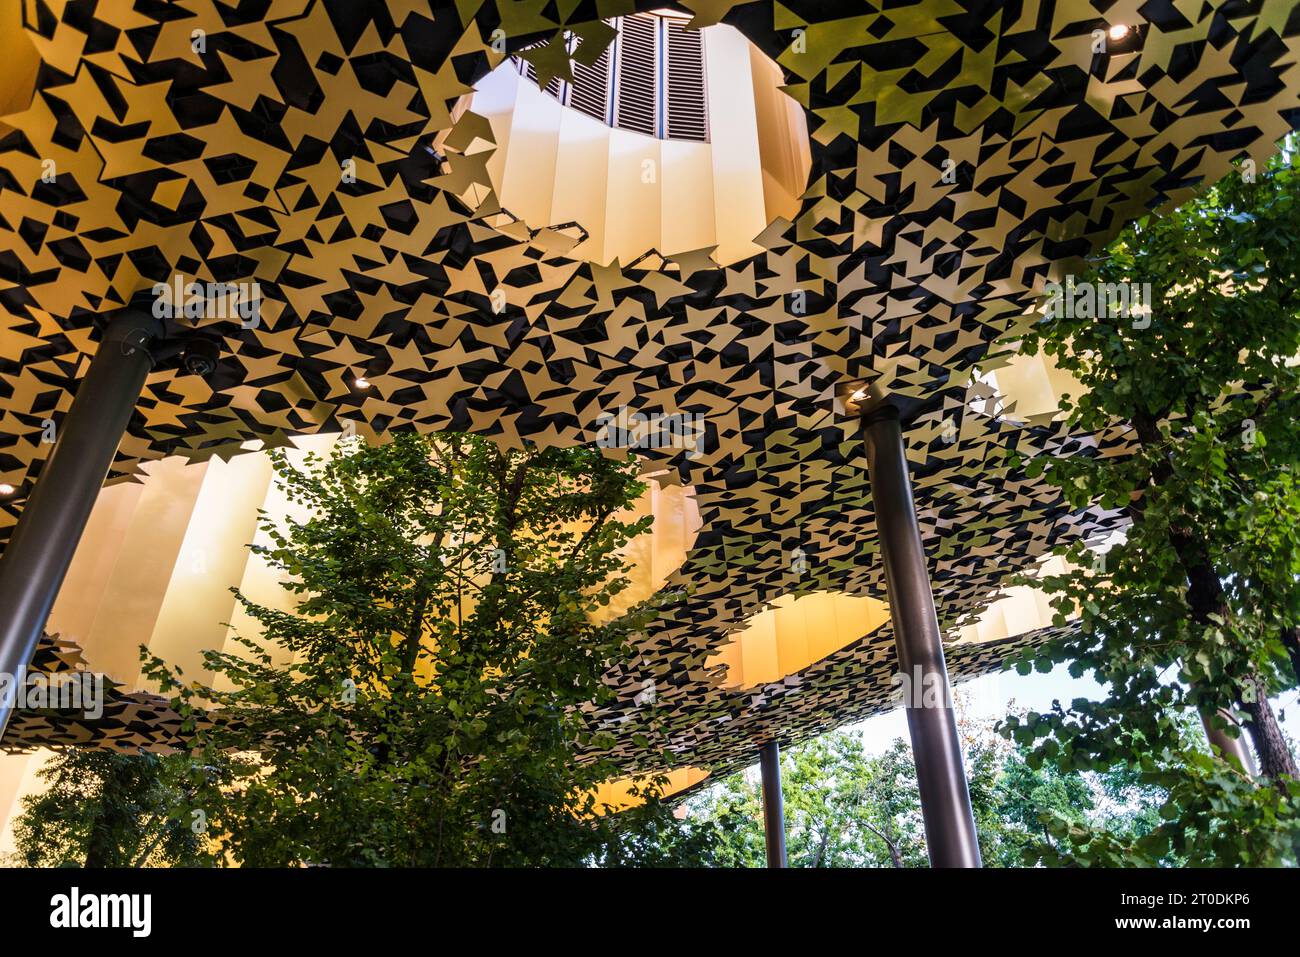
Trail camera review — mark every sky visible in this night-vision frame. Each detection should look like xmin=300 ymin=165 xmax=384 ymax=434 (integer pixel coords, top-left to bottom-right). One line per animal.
xmin=847 ymin=661 xmax=1300 ymax=757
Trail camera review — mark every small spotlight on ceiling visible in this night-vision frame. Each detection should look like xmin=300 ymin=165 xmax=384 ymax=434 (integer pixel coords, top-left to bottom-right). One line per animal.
xmin=850 ymin=389 xmax=868 ymax=401
xmin=354 ymin=377 xmax=370 ymax=390
xmin=1108 ymin=24 xmax=1131 ymax=41
xmin=0 ymin=484 xmax=14 ymax=496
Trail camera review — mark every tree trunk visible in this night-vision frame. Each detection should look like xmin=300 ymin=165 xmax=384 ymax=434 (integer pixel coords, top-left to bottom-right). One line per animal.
xmin=1240 ymin=674 xmax=1299 ymax=781
xmin=83 ymin=822 xmax=114 ymax=868
xmin=130 ymin=818 xmax=168 ymax=867
xmin=1169 ymin=527 xmax=1297 ymax=783
xmin=400 ymin=587 xmax=430 ymax=676
xmin=1172 ymin=528 xmax=1296 ymax=783
xmin=812 ymin=828 xmax=829 ymax=868
xmin=862 ymin=819 xmax=904 ymax=867
xmin=1129 ymin=413 xmax=1298 ymax=785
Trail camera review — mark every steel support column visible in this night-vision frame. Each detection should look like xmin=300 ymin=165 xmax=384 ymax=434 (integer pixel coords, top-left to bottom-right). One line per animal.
xmin=862 ymin=403 xmax=982 ymax=868
xmin=759 ymin=740 xmax=787 ymax=868
xmin=0 ymin=308 xmax=163 ymax=739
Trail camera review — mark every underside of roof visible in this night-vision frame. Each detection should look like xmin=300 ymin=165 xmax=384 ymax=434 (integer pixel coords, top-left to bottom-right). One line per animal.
xmin=2 ymin=0 xmax=1299 ymax=775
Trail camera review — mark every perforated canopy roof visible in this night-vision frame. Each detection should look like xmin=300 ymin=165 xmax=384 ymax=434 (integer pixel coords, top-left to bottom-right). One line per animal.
xmin=2 ymin=0 xmax=1298 ymax=776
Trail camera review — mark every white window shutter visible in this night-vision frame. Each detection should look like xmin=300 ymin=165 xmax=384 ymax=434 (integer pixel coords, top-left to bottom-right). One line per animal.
xmin=614 ymin=14 xmax=658 ymax=137
xmin=517 ymin=53 xmax=562 ymax=98
xmin=512 ymin=14 xmax=708 ymax=142
xmin=568 ymin=28 xmax=613 ymax=123
xmin=664 ymin=20 xmax=707 ymax=142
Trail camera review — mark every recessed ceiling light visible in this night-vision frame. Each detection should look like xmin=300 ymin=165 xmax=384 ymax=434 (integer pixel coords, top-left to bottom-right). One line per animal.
xmin=354 ymin=377 xmax=370 ymax=389
xmin=1108 ymin=24 xmax=1131 ymax=41
xmin=0 ymin=483 xmax=14 ymax=496
xmin=850 ymin=389 xmax=868 ymax=401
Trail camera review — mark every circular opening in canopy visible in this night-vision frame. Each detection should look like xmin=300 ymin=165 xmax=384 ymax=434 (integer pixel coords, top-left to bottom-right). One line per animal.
xmin=464 ymin=11 xmax=812 ymax=268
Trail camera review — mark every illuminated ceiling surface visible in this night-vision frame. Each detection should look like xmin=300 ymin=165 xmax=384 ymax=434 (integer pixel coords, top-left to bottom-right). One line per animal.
xmin=2 ymin=0 xmax=1300 ymax=781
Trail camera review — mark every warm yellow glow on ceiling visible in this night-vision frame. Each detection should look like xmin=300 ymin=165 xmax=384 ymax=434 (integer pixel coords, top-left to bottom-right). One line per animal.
xmin=0 ymin=3 xmax=39 ymax=131
xmin=954 ymin=554 xmax=1070 ymax=644
xmin=709 ymin=591 xmax=892 ymax=690
xmin=709 ymin=553 xmax=1077 ymax=691
xmin=594 ymin=477 xmax=700 ymax=624
xmin=590 ymin=765 xmax=711 ymax=813
xmin=978 ymin=348 xmax=1083 ymax=425
xmin=46 ymin=436 xmax=699 ymax=690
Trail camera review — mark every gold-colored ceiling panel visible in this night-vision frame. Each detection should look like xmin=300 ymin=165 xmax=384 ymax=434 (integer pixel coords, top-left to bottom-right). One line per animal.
xmin=1 ymin=0 xmax=1297 ymax=779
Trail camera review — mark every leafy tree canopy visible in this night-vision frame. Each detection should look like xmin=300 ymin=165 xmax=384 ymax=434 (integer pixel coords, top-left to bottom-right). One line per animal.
xmin=138 ymin=432 xmax=715 ymax=866
xmin=685 ymin=708 xmax=1167 ymax=867
xmin=9 ymin=749 xmax=203 ymax=868
xmin=1006 ymin=146 xmax=1300 ymax=865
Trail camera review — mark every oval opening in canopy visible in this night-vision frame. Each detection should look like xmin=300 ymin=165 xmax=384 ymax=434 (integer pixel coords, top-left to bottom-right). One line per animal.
xmin=465 ymin=10 xmax=812 ymax=268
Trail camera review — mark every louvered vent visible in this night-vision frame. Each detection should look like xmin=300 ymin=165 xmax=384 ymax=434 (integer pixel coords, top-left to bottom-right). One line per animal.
xmin=518 ymin=58 xmax=563 ymax=99
xmin=569 ymin=38 xmax=613 ymax=123
xmin=510 ymin=13 xmax=708 ymax=142
xmin=614 ymin=14 xmax=658 ymax=137
xmin=664 ymin=20 xmax=707 ymax=141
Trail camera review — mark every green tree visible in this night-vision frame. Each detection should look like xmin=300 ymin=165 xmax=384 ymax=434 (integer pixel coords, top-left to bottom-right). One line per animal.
xmin=685 ymin=733 xmax=907 ymax=868
xmin=684 ymin=711 xmax=1182 ymax=868
xmin=683 ymin=766 xmax=766 ymax=867
xmin=779 ymin=732 xmax=925 ymax=867
xmin=9 ymin=749 xmax=203 ymax=868
xmin=144 ymin=432 xmax=711 ymax=866
xmin=849 ymin=737 xmax=928 ymax=866
xmin=988 ymin=743 xmax=1092 ymax=864
xmin=994 ymin=726 xmax=1173 ymax=867
xmin=593 ymin=798 xmax=733 ymax=867
xmin=1008 ymin=146 xmax=1300 ymax=865
xmin=686 ymin=732 xmax=930 ymax=867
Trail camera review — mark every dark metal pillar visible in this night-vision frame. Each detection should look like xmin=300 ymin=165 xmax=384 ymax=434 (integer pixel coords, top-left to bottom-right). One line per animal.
xmin=0 ymin=308 xmax=162 ymax=739
xmin=759 ymin=740 xmax=786 ymax=868
xmin=862 ymin=403 xmax=982 ymax=868
xmin=1201 ymin=708 xmax=1257 ymax=777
